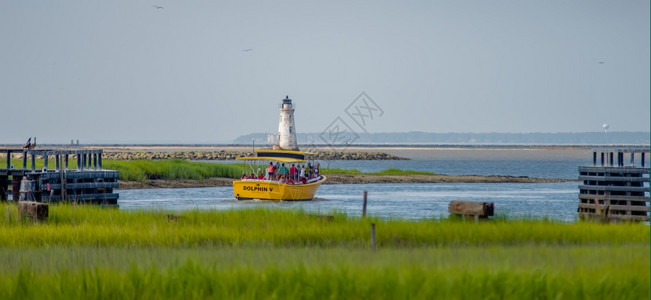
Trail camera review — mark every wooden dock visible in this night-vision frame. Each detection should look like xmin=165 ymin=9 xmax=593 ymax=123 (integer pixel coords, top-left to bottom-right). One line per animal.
xmin=578 ymin=148 xmax=650 ymax=221
xmin=0 ymin=149 xmax=119 ymax=206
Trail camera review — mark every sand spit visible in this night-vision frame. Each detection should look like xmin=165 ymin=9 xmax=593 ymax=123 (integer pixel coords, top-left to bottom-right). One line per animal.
xmin=117 ymin=174 xmax=571 ymax=190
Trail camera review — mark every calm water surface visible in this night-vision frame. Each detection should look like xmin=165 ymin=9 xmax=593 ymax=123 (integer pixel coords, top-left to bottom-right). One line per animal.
xmin=119 ymin=181 xmax=580 ymax=221
xmin=119 ymin=151 xmax=596 ymax=221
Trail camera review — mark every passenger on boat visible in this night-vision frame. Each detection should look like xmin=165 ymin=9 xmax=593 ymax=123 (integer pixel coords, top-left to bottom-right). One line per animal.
xmin=241 ymin=174 xmax=248 ymax=180
xmin=279 ymin=163 xmax=288 ymax=179
xmin=266 ymin=162 xmax=274 ymax=180
xmin=289 ymin=164 xmax=297 ymax=180
xmin=304 ymin=163 xmax=310 ymax=179
xmin=299 ymin=165 xmax=306 ymax=181
xmin=314 ymin=163 xmax=320 ymax=178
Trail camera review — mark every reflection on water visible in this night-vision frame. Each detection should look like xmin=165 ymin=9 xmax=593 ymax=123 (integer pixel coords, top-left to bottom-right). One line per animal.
xmin=119 ymin=181 xmax=579 ymax=221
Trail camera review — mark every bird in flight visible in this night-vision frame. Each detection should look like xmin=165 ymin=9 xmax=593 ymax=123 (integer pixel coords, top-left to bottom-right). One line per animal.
xmin=242 ymin=49 xmax=253 ymax=52
xmin=598 ymin=61 xmax=605 ymax=64
xmin=153 ymin=5 xmax=164 ymax=9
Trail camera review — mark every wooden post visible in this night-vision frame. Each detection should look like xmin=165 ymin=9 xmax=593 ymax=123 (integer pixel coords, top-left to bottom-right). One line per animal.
xmin=43 ymin=153 xmax=48 ymax=171
xmin=55 ymin=155 xmax=60 ymax=171
xmin=30 ymin=153 xmax=35 ymax=171
xmin=22 ymin=154 xmax=27 ymax=169
xmin=362 ymin=191 xmax=368 ymax=218
xmin=5 ymin=150 xmax=10 ymax=169
xmin=592 ymin=151 xmax=597 ymax=165
xmin=370 ymin=223 xmax=376 ymax=251
xmin=60 ymin=156 xmax=66 ymax=201
xmin=0 ymin=175 xmax=7 ymax=201
xmin=642 ymin=152 xmax=645 ymax=167
xmin=12 ymin=176 xmax=21 ymax=201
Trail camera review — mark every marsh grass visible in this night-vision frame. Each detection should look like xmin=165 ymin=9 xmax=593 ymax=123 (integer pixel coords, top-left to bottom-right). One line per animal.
xmin=0 ymin=203 xmax=647 ymax=247
xmin=2 ymin=158 xmax=433 ymax=182
xmin=0 ymin=204 xmax=647 ymax=298
xmin=0 ymin=245 xmax=647 ymax=299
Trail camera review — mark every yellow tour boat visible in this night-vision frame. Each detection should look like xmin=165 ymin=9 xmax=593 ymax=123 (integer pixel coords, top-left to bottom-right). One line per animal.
xmin=233 ymin=149 xmax=326 ymax=201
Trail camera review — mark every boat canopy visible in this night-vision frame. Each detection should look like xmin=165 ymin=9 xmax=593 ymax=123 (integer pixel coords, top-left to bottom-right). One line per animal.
xmin=236 ymin=149 xmax=308 ymax=163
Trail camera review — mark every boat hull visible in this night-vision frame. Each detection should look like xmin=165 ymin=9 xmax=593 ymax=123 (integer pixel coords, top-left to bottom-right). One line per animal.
xmin=233 ymin=176 xmax=326 ymax=201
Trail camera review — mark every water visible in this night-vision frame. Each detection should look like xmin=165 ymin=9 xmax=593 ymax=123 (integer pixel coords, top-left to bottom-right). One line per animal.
xmin=211 ymin=151 xmax=592 ymax=179
xmin=317 ymin=158 xmax=589 ymax=179
xmin=119 ymin=151 xmax=589 ymax=221
xmin=119 ymin=181 xmax=578 ymax=221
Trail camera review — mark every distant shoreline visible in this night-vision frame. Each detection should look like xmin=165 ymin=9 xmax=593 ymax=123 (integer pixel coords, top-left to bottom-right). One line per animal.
xmin=2 ymin=143 xmax=648 ymax=148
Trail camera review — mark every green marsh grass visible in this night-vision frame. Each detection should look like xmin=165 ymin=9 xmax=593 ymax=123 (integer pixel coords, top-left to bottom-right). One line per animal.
xmin=0 ymin=245 xmax=647 ymax=299
xmin=0 ymin=204 xmax=648 ymax=298
xmin=102 ymin=159 xmax=243 ymax=181
xmin=0 ymin=204 xmax=648 ymax=247
xmin=2 ymin=158 xmax=433 ymax=181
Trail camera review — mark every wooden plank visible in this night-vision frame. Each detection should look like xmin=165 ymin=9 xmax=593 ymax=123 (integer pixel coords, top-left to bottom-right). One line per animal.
xmin=578 ymin=203 xmax=650 ymax=213
xmin=45 ymin=182 xmax=119 ymax=190
xmin=18 ymin=201 xmax=48 ymax=221
xmin=579 ymin=212 xmax=649 ymax=222
xmin=40 ymin=171 xmax=119 ymax=180
xmin=579 ymin=185 xmax=649 ymax=193
xmin=578 ymin=194 xmax=650 ymax=202
xmin=64 ymin=193 xmax=119 ymax=201
xmin=578 ymin=176 xmax=650 ymax=182
xmin=449 ymin=200 xmax=494 ymax=217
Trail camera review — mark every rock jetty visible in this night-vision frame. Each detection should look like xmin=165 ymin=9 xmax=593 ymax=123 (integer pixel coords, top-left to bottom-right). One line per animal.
xmin=102 ymin=151 xmax=408 ymax=161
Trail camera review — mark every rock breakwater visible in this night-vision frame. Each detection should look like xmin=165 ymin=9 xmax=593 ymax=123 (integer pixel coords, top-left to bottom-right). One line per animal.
xmin=103 ymin=151 xmax=408 ymax=161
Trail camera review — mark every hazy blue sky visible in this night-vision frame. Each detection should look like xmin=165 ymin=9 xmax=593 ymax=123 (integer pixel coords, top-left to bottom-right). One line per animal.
xmin=1 ymin=1 xmax=648 ymax=143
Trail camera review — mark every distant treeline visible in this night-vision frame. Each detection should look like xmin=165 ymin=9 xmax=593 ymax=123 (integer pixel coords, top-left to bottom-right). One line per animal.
xmin=235 ymin=131 xmax=650 ymax=145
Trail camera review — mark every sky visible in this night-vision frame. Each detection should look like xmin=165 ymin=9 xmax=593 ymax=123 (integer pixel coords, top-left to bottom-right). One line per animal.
xmin=0 ymin=1 xmax=649 ymax=144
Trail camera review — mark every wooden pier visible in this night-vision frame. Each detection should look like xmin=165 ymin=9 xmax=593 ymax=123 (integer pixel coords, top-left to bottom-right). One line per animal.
xmin=578 ymin=148 xmax=650 ymax=221
xmin=0 ymin=149 xmax=119 ymax=206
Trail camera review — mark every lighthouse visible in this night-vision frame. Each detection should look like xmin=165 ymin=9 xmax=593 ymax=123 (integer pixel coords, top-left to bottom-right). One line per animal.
xmin=274 ymin=95 xmax=299 ymax=151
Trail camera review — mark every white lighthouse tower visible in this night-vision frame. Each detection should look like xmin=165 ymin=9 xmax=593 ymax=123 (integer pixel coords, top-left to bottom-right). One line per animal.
xmin=274 ymin=95 xmax=299 ymax=151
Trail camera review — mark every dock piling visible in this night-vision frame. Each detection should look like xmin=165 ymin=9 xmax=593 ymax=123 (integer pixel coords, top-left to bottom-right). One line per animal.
xmin=370 ymin=223 xmax=376 ymax=251
xmin=362 ymin=191 xmax=368 ymax=218
xmin=578 ymin=148 xmax=650 ymax=221
xmin=0 ymin=149 xmax=118 ymax=206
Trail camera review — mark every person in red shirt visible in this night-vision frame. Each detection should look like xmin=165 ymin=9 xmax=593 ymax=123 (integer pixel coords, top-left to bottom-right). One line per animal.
xmin=289 ymin=164 xmax=297 ymax=180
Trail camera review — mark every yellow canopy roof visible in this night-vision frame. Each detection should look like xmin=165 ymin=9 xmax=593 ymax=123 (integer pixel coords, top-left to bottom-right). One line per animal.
xmin=236 ymin=149 xmax=309 ymax=163
xmin=235 ymin=156 xmax=305 ymax=163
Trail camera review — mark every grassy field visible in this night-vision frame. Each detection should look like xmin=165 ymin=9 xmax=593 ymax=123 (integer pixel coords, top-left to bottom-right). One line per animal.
xmin=0 ymin=204 xmax=648 ymax=299
xmin=2 ymin=158 xmax=433 ymax=182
